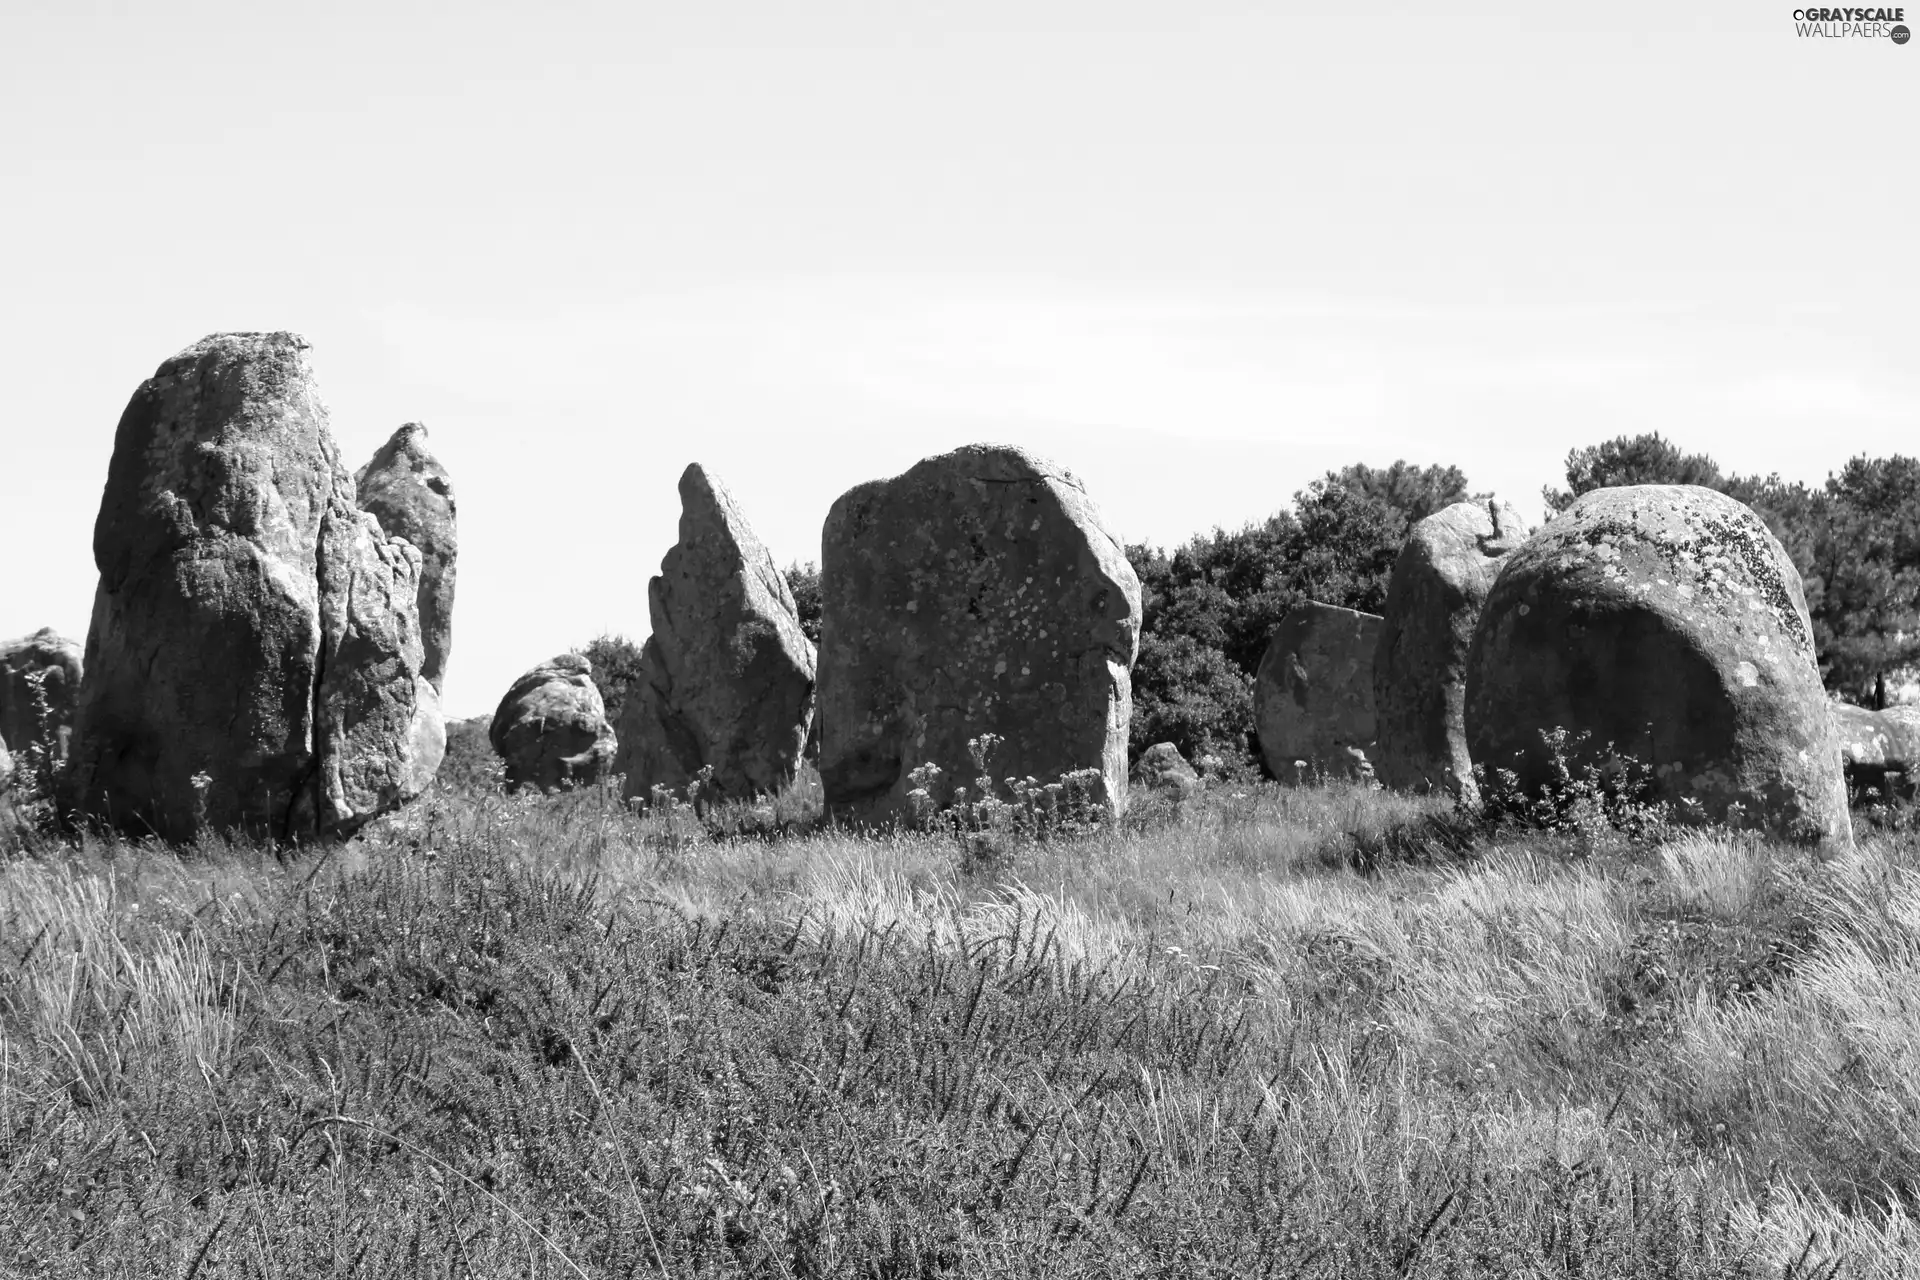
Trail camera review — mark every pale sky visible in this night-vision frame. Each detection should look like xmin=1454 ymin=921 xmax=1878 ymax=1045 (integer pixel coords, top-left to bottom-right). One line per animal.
xmin=3 ymin=2 xmax=1914 ymax=716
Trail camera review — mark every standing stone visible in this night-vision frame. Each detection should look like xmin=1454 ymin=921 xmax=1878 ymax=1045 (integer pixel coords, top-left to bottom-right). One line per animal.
xmin=818 ymin=445 xmax=1141 ymax=824
xmin=72 ymin=332 xmax=444 ymax=842
xmin=614 ymin=464 xmax=815 ymax=803
xmin=0 ymin=628 xmax=84 ymax=766
xmin=355 ymin=423 xmax=457 ymax=693
xmin=1255 ymin=602 xmax=1382 ymax=782
xmin=490 ymin=654 xmax=618 ymax=793
xmin=1372 ymin=500 xmax=1528 ymax=801
xmin=1464 ymin=484 xmax=1850 ymax=843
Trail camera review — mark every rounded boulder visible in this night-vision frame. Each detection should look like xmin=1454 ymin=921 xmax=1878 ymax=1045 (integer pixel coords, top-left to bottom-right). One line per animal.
xmin=1464 ymin=484 xmax=1850 ymax=843
xmin=490 ymin=654 xmax=618 ymax=793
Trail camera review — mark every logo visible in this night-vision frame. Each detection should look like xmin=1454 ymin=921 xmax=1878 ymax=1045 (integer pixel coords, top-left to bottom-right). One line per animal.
xmin=1792 ymin=5 xmax=1910 ymax=35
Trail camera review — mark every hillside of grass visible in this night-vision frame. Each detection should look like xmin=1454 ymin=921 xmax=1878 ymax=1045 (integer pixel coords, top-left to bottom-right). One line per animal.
xmin=4 ymin=764 xmax=1920 ymax=1276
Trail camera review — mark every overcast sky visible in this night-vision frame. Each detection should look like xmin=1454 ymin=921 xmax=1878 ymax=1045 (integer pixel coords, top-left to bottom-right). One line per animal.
xmin=3 ymin=1 xmax=1914 ymax=716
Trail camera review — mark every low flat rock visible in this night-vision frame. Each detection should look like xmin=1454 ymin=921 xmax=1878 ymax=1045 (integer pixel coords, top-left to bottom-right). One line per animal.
xmin=1255 ymin=602 xmax=1382 ymax=782
xmin=0 ymin=628 xmax=84 ymax=766
xmin=490 ymin=654 xmax=617 ymax=793
xmin=1464 ymin=484 xmax=1850 ymax=844
xmin=817 ymin=445 xmax=1141 ymax=824
xmin=1372 ymin=500 xmax=1527 ymax=801
xmin=615 ymin=464 xmax=815 ymax=803
xmin=355 ymin=423 xmax=457 ymax=693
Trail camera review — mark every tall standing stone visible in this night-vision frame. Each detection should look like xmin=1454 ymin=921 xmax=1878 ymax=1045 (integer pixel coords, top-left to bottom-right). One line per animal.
xmin=1372 ymin=499 xmax=1528 ymax=801
xmin=1464 ymin=484 xmax=1850 ymax=844
xmin=355 ymin=423 xmax=457 ymax=693
xmin=817 ymin=445 xmax=1140 ymax=824
xmin=0 ymin=628 xmax=84 ymax=766
xmin=72 ymin=332 xmax=444 ymax=842
xmin=614 ymin=464 xmax=815 ymax=802
xmin=1255 ymin=602 xmax=1382 ymax=782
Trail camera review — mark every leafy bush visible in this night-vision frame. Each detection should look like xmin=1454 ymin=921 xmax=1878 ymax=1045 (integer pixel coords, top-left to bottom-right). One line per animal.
xmin=785 ymin=561 xmax=822 ymax=646
xmin=578 ymin=631 xmax=648 ymax=724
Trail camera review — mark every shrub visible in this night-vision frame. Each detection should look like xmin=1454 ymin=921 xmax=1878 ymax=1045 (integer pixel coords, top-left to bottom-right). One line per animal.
xmin=785 ymin=561 xmax=822 ymax=646
xmin=579 ymin=632 xmax=648 ymax=724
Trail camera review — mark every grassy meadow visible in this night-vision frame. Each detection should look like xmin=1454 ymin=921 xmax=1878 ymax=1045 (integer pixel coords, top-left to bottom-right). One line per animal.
xmin=4 ymin=727 xmax=1920 ymax=1276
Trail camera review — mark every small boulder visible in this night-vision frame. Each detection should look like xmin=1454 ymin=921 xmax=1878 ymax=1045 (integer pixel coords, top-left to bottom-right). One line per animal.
xmin=1131 ymin=742 xmax=1203 ymax=802
xmin=72 ymin=332 xmax=444 ymax=842
xmin=817 ymin=445 xmax=1141 ymax=824
xmin=355 ymin=423 xmax=457 ymax=693
xmin=1255 ymin=602 xmax=1382 ymax=782
xmin=490 ymin=654 xmax=617 ymax=793
xmin=614 ymin=464 xmax=815 ymax=803
xmin=1464 ymin=484 xmax=1850 ymax=843
xmin=0 ymin=628 xmax=84 ymax=766
xmin=1372 ymin=500 xmax=1527 ymax=802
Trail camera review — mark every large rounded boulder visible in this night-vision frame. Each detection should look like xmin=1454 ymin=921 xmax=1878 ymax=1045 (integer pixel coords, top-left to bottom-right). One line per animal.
xmin=1464 ymin=484 xmax=1849 ymax=843
xmin=355 ymin=423 xmax=457 ymax=693
xmin=72 ymin=332 xmax=444 ymax=842
xmin=1255 ymin=602 xmax=1382 ymax=782
xmin=0 ymin=628 xmax=84 ymax=767
xmin=817 ymin=444 xmax=1140 ymax=824
xmin=1372 ymin=500 xmax=1528 ymax=801
xmin=614 ymin=464 xmax=815 ymax=803
xmin=490 ymin=654 xmax=618 ymax=793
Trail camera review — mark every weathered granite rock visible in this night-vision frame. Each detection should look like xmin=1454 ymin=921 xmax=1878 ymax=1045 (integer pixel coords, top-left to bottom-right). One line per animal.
xmin=1255 ymin=602 xmax=1382 ymax=782
xmin=1372 ymin=500 xmax=1528 ymax=802
xmin=355 ymin=423 xmax=457 ymax=693
xmin=0 ymin=628 xmax=84 ymax=766
xmin=310 ymin=507 xmax=447 ymax=830
xmin=817 ymin=445 xmax=1141 ymax=824
xmin=490 ymin=654 xmax=617 ymax=793
xmin=1131 ymin=741 xmax=1202 ymax=802
xmin=1834 ymin=701 xmax=1920 ymax=800
xmin=614 ymin=464 xmax=815 ymax=803
xmin=1464 ymin=484 xmax=1850 ymax=843
xmin=71 ymin=332 xmax=445 ymax=842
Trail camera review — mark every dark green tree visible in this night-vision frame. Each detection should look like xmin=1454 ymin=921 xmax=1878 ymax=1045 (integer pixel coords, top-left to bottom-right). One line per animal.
xmin=579 ymin=633 xmax=648 ymax=725
xmin=1326 ymin=460 xmax=1472 ymax=524
xmin=1123 ymin=465 xmax=1439 ymax=769
xmin=1807 ymin=457 xmax=1920 ymax=701
xmin=784 ymin=561 xmax=822 ymax=646
xmin=1545 ymin=432 xmax=1727 ymax=511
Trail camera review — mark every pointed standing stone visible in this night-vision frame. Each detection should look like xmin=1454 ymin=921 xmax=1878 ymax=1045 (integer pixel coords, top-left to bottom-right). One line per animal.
xmin=614 ymin=465 xmax=815 ymax=803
